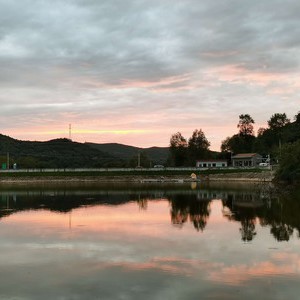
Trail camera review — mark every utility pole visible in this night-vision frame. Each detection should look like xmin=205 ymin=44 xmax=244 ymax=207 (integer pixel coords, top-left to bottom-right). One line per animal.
xmin=69 ymin=124 xmax=71 ymax=140
xmin=137 ymin=152 xmax=141 ymax=168
xmin=6 ymin=152 xmax=9 ymax=170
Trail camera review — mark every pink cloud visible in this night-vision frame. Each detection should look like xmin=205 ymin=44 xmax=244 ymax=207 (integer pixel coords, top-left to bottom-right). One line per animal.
xmin=208 ymin=259 xmax=299 ymax=286
xmin=207 ymin=65 xmax=287 ymax=86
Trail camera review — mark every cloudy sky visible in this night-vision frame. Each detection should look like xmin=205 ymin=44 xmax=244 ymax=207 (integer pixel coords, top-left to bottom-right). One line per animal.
xmin=1 ymin=0 xmax=300 ymax=150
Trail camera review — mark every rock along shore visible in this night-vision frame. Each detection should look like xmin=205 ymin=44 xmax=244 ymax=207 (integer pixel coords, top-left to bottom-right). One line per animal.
xmin=0 ymin=171 xmax=275 ymax=183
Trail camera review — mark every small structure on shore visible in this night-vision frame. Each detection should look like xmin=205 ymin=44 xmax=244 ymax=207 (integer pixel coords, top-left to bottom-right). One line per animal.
xmin=232 ymin=153 xmax=262 ymax=167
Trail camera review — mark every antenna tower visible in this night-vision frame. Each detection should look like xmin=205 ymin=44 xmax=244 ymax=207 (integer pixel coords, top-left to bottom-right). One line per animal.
xmin=69 ymin=124 xmax=72 ymax=140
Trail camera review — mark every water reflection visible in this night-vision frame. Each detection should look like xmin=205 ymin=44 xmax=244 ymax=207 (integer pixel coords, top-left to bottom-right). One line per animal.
xmin=0 ymin=183 xmax=300 ymax=299
xmin=0 ymin=182 xmax=300 ymax=242
xmin=169 ymin=194 xmax=211 ymax=231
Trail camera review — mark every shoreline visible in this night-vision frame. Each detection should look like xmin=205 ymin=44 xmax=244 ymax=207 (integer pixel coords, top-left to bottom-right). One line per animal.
xmin=0 ymin=171 xmax=275 ymax=184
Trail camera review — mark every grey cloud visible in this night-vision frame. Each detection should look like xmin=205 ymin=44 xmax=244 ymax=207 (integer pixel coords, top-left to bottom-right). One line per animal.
xmin=2 ymin=0 xmax=300 ymax=85
xmin=1 ymin=0 xmax=300 ymax=147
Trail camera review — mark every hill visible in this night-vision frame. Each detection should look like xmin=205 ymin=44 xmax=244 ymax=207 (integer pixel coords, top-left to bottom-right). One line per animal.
xmin=86 ymin=142 xmax=169 ymax=165
xmin=0 ymin=134 xmax=169 ymax=169
xmin=0 ymin=134 xmax=125 ymax=168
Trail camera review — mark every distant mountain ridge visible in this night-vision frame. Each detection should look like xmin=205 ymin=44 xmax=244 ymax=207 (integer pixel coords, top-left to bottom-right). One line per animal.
xmin=0 ymin=134 xmax=169 ymax=168
xmin=86 ymin=142 xmax=169 ymax=165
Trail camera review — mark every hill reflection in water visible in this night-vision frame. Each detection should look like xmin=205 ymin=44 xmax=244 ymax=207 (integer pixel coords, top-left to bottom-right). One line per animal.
xmin=1 ymin=182 xmax=299 ymax=242
xmin=1 ymin=182 xmax=300 ymax=299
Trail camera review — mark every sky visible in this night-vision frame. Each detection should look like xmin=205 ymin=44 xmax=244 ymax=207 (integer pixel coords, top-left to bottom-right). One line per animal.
xmin=1 ymin=0 xmax=300 ymax=151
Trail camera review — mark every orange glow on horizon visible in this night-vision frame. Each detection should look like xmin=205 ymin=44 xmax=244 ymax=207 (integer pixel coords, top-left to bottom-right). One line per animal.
xmin=19 ymin=129 xmax=155 ymax=136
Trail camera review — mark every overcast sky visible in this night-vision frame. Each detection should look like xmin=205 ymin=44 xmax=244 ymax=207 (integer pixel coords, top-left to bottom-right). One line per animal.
xmin=1 ymin=0 xmax=300 ymax=150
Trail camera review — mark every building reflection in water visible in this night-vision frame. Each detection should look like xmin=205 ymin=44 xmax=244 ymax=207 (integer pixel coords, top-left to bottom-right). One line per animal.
xmin=0 ymin=183 xmax=299 ymax=242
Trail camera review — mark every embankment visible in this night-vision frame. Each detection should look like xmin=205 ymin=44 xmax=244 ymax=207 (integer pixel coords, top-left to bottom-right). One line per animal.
xmin=0 ymin=170 xmax=275 ymax=183
xmin=207 ymin=171 xmax=275 ymax=182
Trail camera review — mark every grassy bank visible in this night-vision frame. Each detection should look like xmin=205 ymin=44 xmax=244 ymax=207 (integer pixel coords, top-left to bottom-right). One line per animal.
xmin=0 ymin=168 xmax=268 ymax=178
xmin=0 ymin=168 xmax=275 ymax=184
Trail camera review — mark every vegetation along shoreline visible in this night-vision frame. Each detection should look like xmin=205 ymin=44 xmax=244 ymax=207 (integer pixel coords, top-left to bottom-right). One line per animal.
xmin=0 ymin=168 xmax=274 ymax=183
xmin=1 ymin=111 xmax=299 ymax=184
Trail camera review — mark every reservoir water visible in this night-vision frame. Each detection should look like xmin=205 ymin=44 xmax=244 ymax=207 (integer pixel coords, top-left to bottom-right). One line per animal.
xmin=0 ymin=182 xmax=299 ymax=299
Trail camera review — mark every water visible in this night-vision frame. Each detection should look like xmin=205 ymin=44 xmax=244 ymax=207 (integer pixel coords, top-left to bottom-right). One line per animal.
xmin=0 ymin=182 xmax=300 ymax=300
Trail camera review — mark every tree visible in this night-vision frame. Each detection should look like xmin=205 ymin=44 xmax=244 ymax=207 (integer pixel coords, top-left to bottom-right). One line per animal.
xmin=221 ymin=134 xmax=254 ymax=154
xmin=267 ymin=113 xmax=290 ymax=130
xmin=270 ymin=223 xmax=293 ymax=241
xmin=237 ymin=114 xmax=255 ymax=136
xmin=221 ymin=114 xmax=256 ymax=154
xmin=240 ymin=219 xmax=257 ymax=242
xmin=221 ymin=137 xmax=231 ymax=153
xmin=257 ymin=127 xmax=266 ymax=137
xmin=236 ymin=114 xmax=256 ymax=152
xmin=294 ymin=111 xmax=300 ymax=124
xmin=188 ymin=129 xmax=210 ymax=163
xmin=276 ymin=140 xmax=300 ymax=183
xmin=169 ymin=132 xmax=188 ymax=166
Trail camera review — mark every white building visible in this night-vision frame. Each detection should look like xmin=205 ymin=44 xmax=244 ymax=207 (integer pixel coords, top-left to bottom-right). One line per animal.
xmin=196 ymin=159 xmax=228 ymax=168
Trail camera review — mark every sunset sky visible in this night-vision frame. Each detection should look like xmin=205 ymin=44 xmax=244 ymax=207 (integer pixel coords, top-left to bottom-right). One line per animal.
xmin=1 ymin=0 xmax=300 ymax=150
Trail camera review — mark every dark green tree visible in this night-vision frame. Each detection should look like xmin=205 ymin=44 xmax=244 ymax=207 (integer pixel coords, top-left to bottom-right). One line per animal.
xmin=255 ymin=113 xmax=291 ymax=158
xmin=169 ymin=132 xmax=188 ymax=166
xmin=267 ymin=113 xmax=290 ymax=130
xmin=221 ymin=134 xmax=252 ymax=154
xmin=276 ymin=140 xmax=300 ymax=183
xmin=294 ymin=111 xmax=300 ymax=123
xmin=257 ymin=127 xmax=266 ymax=136
xmin=238 ymin=114 xmax=255 ymax=136
xmin=221 ymin=114 xmax=256 ymax=154
xmin=221 ymin=137 xmax=231 ymax=153
xmin=188 ymin=129 xmax=210 ymax=164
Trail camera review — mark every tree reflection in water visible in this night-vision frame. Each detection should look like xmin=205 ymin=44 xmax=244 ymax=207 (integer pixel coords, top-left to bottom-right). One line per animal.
xmin=270 ymin=223 xmax=293 ymax=241
xmin=240 ymin=219 xmax=257 ymax=242
xmin=0 ymin=184 xmax=300 ymax=242
xmin=221 ymin=186 xmax=300 ymax=242
xmin=169 ymin=194 xmax=211 ymax=231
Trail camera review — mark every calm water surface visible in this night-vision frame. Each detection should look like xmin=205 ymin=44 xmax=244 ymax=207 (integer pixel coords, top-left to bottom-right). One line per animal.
xmin=0 ymin=182 xmax=300 ymax=300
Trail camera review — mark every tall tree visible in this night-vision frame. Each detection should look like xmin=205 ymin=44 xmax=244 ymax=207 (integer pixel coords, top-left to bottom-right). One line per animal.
xmin=236 ymin=114 xmax=256 ymax=152
xmin=267 ymin=113 xmax=290 ymax=130
xmin=169 ymin=132 xmax=188 ymax=166
xmin=237 ymin=114 xmax=255 ymax=136
xmin=221 ymin=115 xmax=256 ymax=154
xmin=188 ymin=129 xmax=210 ymax=163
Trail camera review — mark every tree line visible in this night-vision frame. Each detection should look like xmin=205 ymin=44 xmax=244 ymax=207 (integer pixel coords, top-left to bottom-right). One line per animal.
xmin=169 ymin=129 xmax=211 ymax=166
xmin=169 ymin=112 xmax=300 ymax=182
